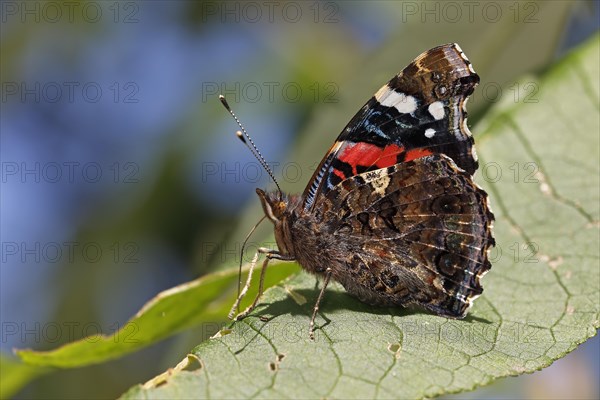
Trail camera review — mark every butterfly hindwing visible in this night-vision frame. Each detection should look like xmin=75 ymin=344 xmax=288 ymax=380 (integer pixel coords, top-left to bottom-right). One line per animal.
xmin=303 ymin=43 xmax=480 ymax=211
xmin=315 ymin=155 xmax=494 ymax=317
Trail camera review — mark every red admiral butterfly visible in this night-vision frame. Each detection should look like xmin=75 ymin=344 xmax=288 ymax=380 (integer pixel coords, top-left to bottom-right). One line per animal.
xmin=221 ymin=43 xmax=494 ymax=339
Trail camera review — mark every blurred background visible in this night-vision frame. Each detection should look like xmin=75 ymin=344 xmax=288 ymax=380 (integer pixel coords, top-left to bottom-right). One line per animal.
xmin=1 ymin=1 xmax=598 ymax=398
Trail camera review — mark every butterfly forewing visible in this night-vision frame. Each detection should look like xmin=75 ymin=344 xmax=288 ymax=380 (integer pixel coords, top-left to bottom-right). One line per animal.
xmin=303 ymin=43 xmax=480 ymax=212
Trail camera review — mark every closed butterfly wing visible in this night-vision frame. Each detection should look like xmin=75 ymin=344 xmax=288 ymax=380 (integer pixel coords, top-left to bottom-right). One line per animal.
xmin=237 ymin=44 xmax=493 ymax=338
xmin=314 ymin=154 xmax=494 ymax=317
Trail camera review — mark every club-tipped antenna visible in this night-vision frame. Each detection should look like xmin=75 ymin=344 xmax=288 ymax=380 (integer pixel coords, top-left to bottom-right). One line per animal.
xmin=219 ymin=95 xmax=282 ymax=197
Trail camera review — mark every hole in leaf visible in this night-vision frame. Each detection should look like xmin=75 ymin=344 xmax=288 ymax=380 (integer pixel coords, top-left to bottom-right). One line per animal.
xmin=182 ymin=354 xmax=203 ymax=372
xmin=388 ymin=343 xmax=401 ymax=358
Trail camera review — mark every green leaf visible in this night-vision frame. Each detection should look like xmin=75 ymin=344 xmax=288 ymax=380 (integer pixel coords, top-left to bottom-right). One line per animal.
xmin=0 ymin=355 xmax=50 ymax=398
xmin=119 ymin=33 xmax=600 ymax=399
xmin=16 ymin=263 xmax=299 ymax=368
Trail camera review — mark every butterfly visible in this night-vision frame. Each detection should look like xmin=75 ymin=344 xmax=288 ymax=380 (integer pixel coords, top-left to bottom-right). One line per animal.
xmin=221 ymin=43 xmax=495 ymax=339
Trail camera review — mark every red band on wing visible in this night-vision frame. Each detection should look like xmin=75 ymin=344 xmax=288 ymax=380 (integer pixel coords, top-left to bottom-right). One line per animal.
xmin=405 ymin=148 xmax=433 ymax=161
xmin=337 ymin=142 xmax=406 ymax=175
xmin=335 ymin=141 xmax=433 ymax=179
xmin=375 ymin=144 xmax=405 ymax=169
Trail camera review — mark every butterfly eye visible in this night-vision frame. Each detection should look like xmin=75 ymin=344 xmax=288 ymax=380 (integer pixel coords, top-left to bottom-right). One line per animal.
xmin=276 ymin=202 xmax=287 ymax=214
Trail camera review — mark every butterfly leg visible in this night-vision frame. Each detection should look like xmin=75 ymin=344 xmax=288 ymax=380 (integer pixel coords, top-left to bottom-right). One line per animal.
xmin=228 ymin=247 xmax=264 ymax=320
xmin=230 ymin=248 xmax=294 ymax=321
xmin=234 ymin=256 xmax=270 ymax=320
xmin=309 ymin=267 xmax=332 ymax=340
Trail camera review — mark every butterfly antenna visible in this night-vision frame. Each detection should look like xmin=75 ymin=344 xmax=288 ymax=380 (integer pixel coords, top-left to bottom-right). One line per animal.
xmin=219 ymin=95 xmax=283 ymax=198
xmin=237 ymin=215 xmax=267 ymax=311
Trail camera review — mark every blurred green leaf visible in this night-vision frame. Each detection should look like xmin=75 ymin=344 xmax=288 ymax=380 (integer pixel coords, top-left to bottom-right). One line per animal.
xmin=16 ymin=263 xmax=299 ymax=368
xmin=0 ymin=355 xmax=49 ymax=398
xmin=119 ymin=33 xmax=599 ymax=399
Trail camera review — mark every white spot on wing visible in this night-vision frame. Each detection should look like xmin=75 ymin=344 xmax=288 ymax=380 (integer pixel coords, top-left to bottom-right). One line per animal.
xmin=375 ymin=85 xmax=417 ymax=114
xmin=424 ymin=128 xmax=436 ymax=138
xmin=428 ymin=101 xmax=445 ymax=120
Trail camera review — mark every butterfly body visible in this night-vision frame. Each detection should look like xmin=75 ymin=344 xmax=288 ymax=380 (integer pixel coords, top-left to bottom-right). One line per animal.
xmin=230 ymin=43 xmax=494 ymax=337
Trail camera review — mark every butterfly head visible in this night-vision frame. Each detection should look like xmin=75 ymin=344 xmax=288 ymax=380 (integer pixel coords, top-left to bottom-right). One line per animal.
xmin=256 ymin=188 xmax=287 ymax=223
xmin=256 ymin=188 xmax=299 ymax=257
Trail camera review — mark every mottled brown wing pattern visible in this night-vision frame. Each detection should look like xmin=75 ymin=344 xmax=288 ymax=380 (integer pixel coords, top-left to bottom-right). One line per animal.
xmin=315 ymin=154 xmax=494 ymax=317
